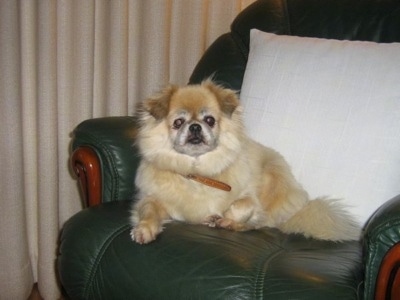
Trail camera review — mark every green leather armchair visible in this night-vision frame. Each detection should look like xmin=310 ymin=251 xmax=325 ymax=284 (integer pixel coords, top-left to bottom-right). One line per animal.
xmin=58 ymin=0 xmax=400 ymax=299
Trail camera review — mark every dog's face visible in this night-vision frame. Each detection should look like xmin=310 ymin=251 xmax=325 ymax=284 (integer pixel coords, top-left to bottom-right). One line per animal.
xmin=168 ymin=87 xmax=221 ymax=156
xmin=137 ymin=81 xmax=243 ymax=176
xmin=141 ymin=81 xmax=240 ymax=157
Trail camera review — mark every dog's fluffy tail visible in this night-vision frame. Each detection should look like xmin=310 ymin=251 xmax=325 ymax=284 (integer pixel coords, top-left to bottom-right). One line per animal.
xmin=278 ymin=198 xmax=361 ymax=241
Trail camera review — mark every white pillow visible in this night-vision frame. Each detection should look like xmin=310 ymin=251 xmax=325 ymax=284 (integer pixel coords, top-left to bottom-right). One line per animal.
xmin=240 ymin=29 xmax=400 ymax=225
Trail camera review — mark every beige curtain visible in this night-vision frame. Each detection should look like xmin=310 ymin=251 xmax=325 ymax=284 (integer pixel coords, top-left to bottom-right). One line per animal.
xmin=0 ymin=0 xmax=255 ymax=298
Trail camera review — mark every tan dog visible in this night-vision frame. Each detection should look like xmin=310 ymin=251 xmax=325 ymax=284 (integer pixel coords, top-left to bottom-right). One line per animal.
xmin=130 ymin=80 xmax=360 ymax=244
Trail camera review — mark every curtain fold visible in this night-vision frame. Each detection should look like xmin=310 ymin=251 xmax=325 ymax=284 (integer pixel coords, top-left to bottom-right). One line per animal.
xmin=1 ymin=1 xmax=34 ymax=298
xmin=0 ymin=0 xmax=254 ymax=298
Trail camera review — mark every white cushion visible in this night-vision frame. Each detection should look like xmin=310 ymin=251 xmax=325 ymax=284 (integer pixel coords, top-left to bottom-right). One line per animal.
xmin=240 ymin=29 xmax=400 ymax=225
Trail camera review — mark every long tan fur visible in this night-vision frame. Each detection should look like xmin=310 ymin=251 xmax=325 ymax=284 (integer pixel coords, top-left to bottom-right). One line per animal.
xmin=130 ymin=80 xmax=360 ymax=244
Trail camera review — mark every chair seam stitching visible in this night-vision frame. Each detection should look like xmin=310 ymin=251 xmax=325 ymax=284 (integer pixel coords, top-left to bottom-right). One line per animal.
xmin=83 ymin=224 xmax=130 ymax=299
xmin=253 ymin=249 xmax=284 ymax=299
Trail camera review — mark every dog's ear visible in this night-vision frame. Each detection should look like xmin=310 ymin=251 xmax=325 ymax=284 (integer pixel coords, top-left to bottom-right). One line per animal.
xmin=202 ymin=80 xmax=240 ymax=116
xmin=143 ymin=85 xmax=177 ymax=120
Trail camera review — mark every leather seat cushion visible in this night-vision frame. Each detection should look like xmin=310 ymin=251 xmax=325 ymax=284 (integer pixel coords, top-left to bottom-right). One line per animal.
xmin=59 ymin=200 xmax=363 ymax=299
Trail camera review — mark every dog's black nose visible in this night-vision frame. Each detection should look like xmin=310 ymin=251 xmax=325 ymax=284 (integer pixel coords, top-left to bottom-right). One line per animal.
xmin=189 ymin=124 xmax=202 ymax=133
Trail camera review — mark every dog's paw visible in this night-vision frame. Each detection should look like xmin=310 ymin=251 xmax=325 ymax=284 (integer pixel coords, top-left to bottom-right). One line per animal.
xmin=203 ymin=215 xmax=235 ymax=230
xmin=215 ymin=217 xmax=236 ymax=230
xmin=213 ymin=217 xmax=251 ymax=231
xmin=130 ymin=223 xmax=161 ymax=244
xmin=203 ymin=215 xmax=222 ymax=227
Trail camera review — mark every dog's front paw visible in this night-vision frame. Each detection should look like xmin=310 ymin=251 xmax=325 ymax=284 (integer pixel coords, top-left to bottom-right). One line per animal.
xmin=204 ymin=215 xmax=250 ymax=231
xmin=215 ymin=217 xmax=236 ymax=230
xmin=130 ymin=222 xmax=161 ymax=244
xmin=203 ymin=215 xmax=222 ymax=228
xmin=203 ymin=215 xmax=236 ymax=230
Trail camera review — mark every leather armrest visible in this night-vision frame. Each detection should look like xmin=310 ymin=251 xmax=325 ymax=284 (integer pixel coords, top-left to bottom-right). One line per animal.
xmin=71 ymin=116 xmax=140 ymax=206
xmin=71 ymin=146 xmax=102 ymax=206
xmin=363 ymin=194 xmax=400 ymax=300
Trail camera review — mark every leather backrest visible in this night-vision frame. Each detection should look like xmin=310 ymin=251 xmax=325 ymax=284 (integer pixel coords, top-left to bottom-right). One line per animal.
xmin=189 ymin=0 xmax=400 ymax=91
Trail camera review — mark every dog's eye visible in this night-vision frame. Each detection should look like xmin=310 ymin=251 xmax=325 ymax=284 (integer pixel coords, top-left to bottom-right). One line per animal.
xmin=173 ymin=118 xmax=185 ymax=129
xmin=204 ymin=116 xmax=215 ymax=127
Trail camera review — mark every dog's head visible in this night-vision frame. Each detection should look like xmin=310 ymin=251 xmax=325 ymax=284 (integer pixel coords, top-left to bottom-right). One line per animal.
xmin=141 ymin=80 xmax=240 ymax=157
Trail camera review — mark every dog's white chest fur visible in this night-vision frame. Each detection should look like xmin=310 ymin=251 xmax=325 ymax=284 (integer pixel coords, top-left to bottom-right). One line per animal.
xmin=134 ymin=156 xmax=254 ymax=224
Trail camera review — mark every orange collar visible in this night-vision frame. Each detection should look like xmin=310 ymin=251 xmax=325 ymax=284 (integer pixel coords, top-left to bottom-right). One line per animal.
xmin=184 ymin=174 xmax=231 ymax=192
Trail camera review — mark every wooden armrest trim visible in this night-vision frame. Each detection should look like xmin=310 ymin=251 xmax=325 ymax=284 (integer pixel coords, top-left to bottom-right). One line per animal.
xmin=375 ymin=242 xmax=400 ymax=300
xmin=71 ymin=146 xmax=102 ymax=207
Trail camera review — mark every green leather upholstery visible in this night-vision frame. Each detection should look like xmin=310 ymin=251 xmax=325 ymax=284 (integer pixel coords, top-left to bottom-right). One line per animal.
xmin=71 ymin=116 xmax=140 ymax=202
xmin=59 ymin=0 xmax=400 ymax=299
xmin=363 ymin=195 xmax=400 ymax=298
xmin=189 ymin=0 xmax=400 ymax=90
xmin=59 ymin=200 xmax=364 ymax=299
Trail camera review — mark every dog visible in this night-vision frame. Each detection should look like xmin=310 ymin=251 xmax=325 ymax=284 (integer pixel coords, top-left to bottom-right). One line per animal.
xmin=130 ymin=80 xmax=360 ymax=244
